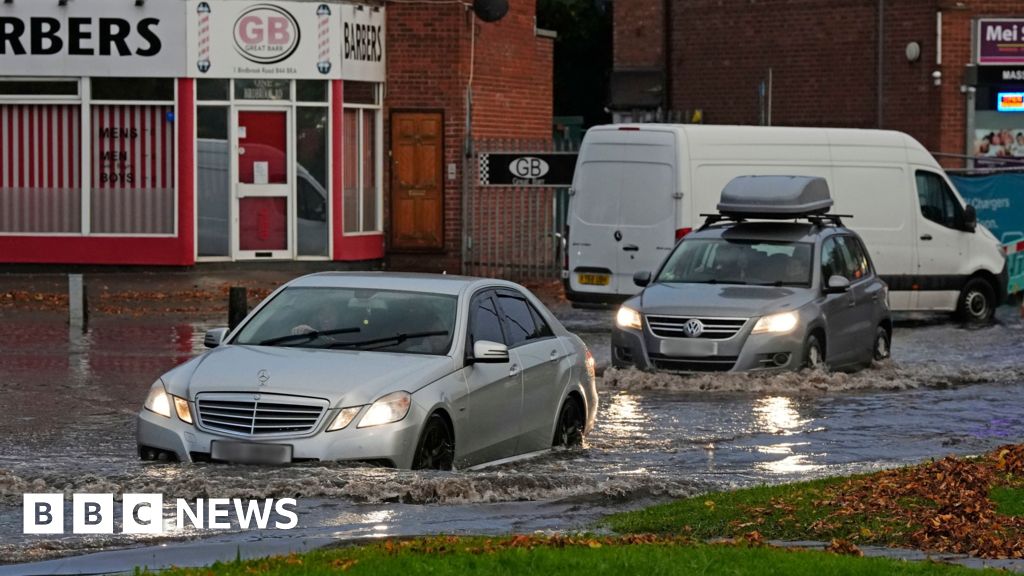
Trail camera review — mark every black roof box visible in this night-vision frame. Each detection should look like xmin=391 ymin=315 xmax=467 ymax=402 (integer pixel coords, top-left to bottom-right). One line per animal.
xmin=716 ymin=176 xmax=834 ymax=218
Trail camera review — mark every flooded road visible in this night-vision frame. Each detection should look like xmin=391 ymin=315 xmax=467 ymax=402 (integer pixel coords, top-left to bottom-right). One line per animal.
xmin=1 ymin=305 xmax=1023 ymax=568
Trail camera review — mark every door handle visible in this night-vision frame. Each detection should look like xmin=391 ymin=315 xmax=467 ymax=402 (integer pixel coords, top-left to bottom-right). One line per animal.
xmin=920 ymin=234 xmax=933 ymax=241
xmin=549 ymin=350 xmax=559 ymax=362
xmin=509 ymin=364 xmax=520 ymax=377
xmin=623 ymin=244 xmax=639 ymax=252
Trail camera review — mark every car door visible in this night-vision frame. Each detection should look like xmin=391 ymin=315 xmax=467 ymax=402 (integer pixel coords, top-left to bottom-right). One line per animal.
xmin=462 ymin=290 xmax=524 ymax=466
xmin=494 ymin=289 xmax=568 ymax=454
xmin=837 ymin=235 xmax=886 ymax=362
xmin=819 ymin=236 xmax=861 ymax=367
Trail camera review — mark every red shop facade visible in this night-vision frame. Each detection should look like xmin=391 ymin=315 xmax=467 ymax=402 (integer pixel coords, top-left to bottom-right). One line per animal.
xmin=0 ymin=0 xmax=385 ymax=265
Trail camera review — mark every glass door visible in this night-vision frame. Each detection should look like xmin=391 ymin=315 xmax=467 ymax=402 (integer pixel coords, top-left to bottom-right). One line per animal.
xmin=234 ymin=108 xmax=292 ymax=259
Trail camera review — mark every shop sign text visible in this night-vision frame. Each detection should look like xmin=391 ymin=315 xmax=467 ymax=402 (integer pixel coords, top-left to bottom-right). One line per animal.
xmin=234 ymin=5 xmax=300 ymax=65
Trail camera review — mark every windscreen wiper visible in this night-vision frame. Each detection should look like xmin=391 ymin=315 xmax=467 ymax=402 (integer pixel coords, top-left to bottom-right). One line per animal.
xmin=259 ymin=326 xmax=362 ymax=346
xmin=328 ymin=331 xmax=450 ymax=350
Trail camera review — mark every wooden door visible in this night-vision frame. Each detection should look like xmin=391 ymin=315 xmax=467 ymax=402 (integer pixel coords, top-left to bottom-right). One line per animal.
xmin=390 ymin=112 xmax=443 ymax=251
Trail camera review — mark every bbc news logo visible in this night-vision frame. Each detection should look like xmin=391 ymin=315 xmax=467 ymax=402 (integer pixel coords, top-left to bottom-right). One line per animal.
xmin=23 ymin=494 xmax=298 ymax=534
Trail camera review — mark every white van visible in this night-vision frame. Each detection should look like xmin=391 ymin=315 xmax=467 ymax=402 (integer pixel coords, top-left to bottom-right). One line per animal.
xmin=564 ymin=124 xmax=1008 ymax=322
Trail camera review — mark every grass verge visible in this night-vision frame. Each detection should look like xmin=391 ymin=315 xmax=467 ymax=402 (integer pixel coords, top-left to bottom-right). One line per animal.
xmin=150 ymin=535 xmax=996 ymax=576
xmin=606 ymin=444 xmax=1024 ymax=559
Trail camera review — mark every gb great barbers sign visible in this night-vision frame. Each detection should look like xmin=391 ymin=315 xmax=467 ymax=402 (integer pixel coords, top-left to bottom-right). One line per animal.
xmin=186 ymin=0 xmax=341 ymax=79
xmin=0 ymin=0 xmax=185 ymax=77
xmin=978 ymin=19 xmax=1024 ymax=65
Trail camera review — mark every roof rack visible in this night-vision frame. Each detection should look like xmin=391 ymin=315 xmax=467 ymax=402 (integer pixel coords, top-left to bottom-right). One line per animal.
xmin=698 ymin=213 xmax=853 ymax=230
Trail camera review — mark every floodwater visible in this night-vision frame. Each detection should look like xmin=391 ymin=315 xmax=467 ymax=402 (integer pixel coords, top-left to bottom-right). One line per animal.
xmin=1 ymin=306 xmax=1023 ymax=570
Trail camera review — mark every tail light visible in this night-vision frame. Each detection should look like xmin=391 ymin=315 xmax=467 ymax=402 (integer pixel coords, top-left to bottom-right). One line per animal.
xmin=675 ymin=227 xmax=693 ymax=241
xmin=563 ymin=226 xmax=570 ymax=271
xmin=584 ymin=348 xmax=596 ymax=380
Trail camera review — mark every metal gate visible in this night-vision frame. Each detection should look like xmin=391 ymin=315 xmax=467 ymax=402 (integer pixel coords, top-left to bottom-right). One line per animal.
xmin=464 ymin=139 xmax=575 ymax=282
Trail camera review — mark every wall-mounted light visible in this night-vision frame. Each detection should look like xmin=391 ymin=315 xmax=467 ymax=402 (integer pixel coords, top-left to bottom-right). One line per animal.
xmin=905 ymin=41 xmax=921 ymax=63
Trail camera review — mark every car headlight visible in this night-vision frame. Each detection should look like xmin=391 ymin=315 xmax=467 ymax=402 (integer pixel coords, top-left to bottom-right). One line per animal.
xmin=616 ymin=306 xmax=642 ymax=330
xmin=752 ymin=311 xmax=799 ymax=334
xmin=326 ymin=407 xmax=363 ymax=432
xmin=358 ymin=391 xmax=412 ymax=428
xmin=143 ymin=381 xmax=193 ymax=423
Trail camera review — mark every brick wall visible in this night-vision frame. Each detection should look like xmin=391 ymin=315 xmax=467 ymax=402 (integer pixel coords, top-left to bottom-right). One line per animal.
xmin=385 ymin=3 xmax=553 ymax=272
xmin=614 ymin=0 xmax=663 ymax=70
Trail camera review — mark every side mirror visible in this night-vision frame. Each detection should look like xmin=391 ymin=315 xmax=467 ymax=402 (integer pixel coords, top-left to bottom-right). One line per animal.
xmin=633 ymin=271 xmax=652 ymax=287
xmin=468 ymin=340 xmax=509 ymax=364
xmin=825 ymin=275 xmax=851 ymax=293
xmin=963 ymin=204 xmax=977 ymax=232
xmin=204 ymin=327 xmax=229 ymax=349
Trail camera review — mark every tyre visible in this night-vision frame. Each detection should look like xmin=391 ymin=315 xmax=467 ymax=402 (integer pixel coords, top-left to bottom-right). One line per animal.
xmin=552 ymin=397 xmax=584 ymax=447
xmin=412 ymin=414 xmax=454 ymax=471
xmin=955 ymin=278 xmax=996 ymax=325
xmin=873 ymin=326 xmax=891 ymax=361
xmin=803 ymin=333 xmax=826 ymax=370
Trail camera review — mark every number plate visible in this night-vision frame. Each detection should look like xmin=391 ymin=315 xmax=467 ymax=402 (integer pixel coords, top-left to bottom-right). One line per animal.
xmin=660 ymin=338 xmax=718 ymax=357
xmin=578 ymin=273 xmax=610 ymax=286
xmin=211 ymin=441 xmax=293 ymax=465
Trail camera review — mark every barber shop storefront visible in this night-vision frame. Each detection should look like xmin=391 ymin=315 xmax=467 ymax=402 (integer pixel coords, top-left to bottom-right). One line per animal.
xmin=0 ymin=0 xmax=386 ymax=265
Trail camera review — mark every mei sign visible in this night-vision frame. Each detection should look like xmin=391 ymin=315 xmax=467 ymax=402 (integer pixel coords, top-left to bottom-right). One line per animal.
xmin=979 ymin=19 xmax=1024 ymax=65
xmin=0 ymin=0 xmax=186 ymax=77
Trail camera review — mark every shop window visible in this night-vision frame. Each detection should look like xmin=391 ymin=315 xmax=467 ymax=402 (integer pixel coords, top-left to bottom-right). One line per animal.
xmin=234 ymin=79 xmax=291 ymax=101
xmin=343 ymin=82 xmax=382 ymax=234
xmin=0 ymin=80 xmax=78 ymax=97
xmin=296 ymin=107 xmax=329 ymax=256
xmin=90 ymin=105 xmax=175 ymax=234
xmin=0 ymin=104 xmax=82 ymax=233
xmin=92 ymin=78 xmax=174 ymax=102
xmin=197 ymin=79 xmax=230 ymax=102
xmin=197 ymin=106 xmax=230 ymax=257
xmin=297 ymin=81 xmax=328 ymax=103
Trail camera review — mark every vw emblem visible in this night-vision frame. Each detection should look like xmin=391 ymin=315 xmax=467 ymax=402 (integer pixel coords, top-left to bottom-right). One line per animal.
xmin=682 ymin=319 xmax=704 ymax=338
xmin=257 ymin=369 xmax=270 ymax=387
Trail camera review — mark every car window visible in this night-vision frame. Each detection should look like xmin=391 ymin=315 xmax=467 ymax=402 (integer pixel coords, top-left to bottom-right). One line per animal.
xmin=496 ymin=292 xmax=544 ymax=347
xmin=915 ymin=171 xmax=964 ymax=230
xmin=839 ymin=236 xmax=871 ymax=280
xmin=529 ymin=304 xmax=555 ymax=339
xmin=470 ymin=292 xmax=506 ymax=346
xmin=657 ymin=238 xmax=813 ymax=287
xmin=820 ymin=236 xmax=851 ymax=282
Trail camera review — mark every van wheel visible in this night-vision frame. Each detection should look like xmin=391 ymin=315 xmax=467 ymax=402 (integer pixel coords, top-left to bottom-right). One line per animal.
xmin=873 ymin=326 xmax=891 ymax=361
xmin=956 ymin=278 xmax=995 ymax=325
xmin=803 ymin=334 xmax=826 ymax=370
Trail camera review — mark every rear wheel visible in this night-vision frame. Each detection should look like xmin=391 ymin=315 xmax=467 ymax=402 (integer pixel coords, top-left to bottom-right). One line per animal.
xmin=803 ymin=333 xmax=826 ymax=370
xmin=553 ymin=397 xmax=584 ymax=447
xmin=955 ymin=278 xmax=996 ymax=325
xmin=873 ymin=326 xmax=891 ymax=361
xmin=412 ymin=414 xmax=454 ymax=471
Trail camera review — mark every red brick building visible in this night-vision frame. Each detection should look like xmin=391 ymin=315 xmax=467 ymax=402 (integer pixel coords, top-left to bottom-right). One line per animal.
xmin=0 ymin=0 xmax=553 ymax=268
xmin=611 ymin=0 xmax=1024 ymax=167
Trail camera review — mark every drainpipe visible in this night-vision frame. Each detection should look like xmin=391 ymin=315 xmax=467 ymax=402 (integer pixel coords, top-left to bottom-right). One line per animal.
xmin=663 ymin=0 xmax=672 ymax=119
xmin=877 ymin=0 xmax=885 ymax=128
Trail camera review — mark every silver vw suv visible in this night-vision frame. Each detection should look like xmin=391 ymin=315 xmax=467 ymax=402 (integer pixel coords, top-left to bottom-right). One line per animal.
xmin=612 ymin=175 xmax=893 ymax=373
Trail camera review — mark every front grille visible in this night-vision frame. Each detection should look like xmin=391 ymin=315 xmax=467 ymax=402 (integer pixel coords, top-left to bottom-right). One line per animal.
xmin=646 ymin=315 xmax=747 ymax=339
xmin=196 ymin=394 xmax=327 ymax=437
xmin=648 ymin=353 xmax=738 ymax=372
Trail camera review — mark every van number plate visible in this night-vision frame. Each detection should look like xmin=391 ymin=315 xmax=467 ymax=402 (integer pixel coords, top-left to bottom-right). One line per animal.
xmin=578 ymin=273 xmax=610 ymax=286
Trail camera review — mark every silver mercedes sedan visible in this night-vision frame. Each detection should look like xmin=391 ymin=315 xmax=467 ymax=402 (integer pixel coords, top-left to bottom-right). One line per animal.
xmin=137 ymin=273 xmax=598 ymax=470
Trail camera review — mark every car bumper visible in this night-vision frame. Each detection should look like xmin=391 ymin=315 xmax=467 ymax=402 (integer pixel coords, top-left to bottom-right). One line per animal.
xmin=136 ymin=404 xmax=424 ymax=468
xmin=611 ymin=324 xmax=807 ymax=373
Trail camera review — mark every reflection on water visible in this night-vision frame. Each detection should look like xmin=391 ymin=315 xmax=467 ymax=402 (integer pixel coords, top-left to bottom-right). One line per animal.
xmin=754 ymin=396 xmax=810 ymax=435
xmin=602 ymin=393 xmax=646 ymax=437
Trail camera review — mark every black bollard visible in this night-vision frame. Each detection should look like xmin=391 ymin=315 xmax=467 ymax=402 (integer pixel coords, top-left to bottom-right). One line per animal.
xmin=228 ymin=286 xmax=248 ymax=330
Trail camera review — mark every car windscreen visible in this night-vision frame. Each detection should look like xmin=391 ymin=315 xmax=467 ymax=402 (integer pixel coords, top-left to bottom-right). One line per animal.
xmin=656 ymin=238 xmax=813 ymax=287
xmin=232 ymin=287 xmax=458 ymax=355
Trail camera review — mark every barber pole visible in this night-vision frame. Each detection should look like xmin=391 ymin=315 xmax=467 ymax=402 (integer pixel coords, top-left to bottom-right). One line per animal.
xmin=196 ymin=2 xmax=211 ymax=73
xmin=316 ymin=4 xmax=332 ymax=75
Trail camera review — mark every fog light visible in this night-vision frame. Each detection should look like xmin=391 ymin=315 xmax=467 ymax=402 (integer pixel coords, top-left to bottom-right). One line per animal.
xmin=772 ymin=353 xmax=790 ymax=367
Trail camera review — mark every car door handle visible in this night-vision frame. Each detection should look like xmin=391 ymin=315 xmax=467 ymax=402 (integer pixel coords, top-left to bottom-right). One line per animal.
xmin=509 ymin=364 xmax=520 ymax=377
xmin=549 ymin=350 xmax=559 ymax=362
xmin=920 ymin=234 xmax=933 ymax=241
xmin=622 ymin=244 xmax=639 ymax=252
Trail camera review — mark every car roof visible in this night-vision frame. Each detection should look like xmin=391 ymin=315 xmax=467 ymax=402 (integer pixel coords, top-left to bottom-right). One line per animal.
xmin=285 ymin=271 xmax=518 ymax=296
xmin=688 ymin=221 xmax=848 ymax=243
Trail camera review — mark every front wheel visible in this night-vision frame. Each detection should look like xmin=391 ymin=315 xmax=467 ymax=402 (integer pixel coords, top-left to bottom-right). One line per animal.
xmin=873 ymin=326 xmax=891 ymax=361
xmin=803 ymin=334 xmax=826 ymax=370
xmin=956 ymin=278 xmax=996 ymax=325
xmin=553 ymin=397 xmax=584 ymax=447
xmin=412 ymin=415 xmax=454 ymax=471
